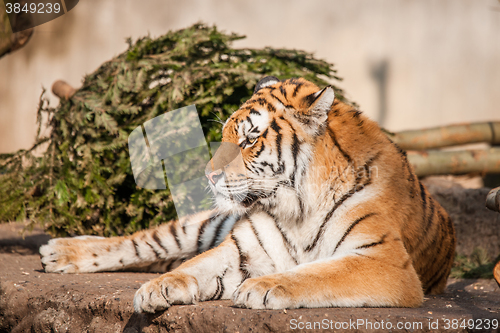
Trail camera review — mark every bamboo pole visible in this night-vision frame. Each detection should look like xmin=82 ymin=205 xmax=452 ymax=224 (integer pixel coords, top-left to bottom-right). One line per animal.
xmin=389 ymin=122 xmax=500 ymax=150
xmin=407 ymin=148 xmax=500 ymax=177
xmin=486 ymin=187 xmax=500 ymax=213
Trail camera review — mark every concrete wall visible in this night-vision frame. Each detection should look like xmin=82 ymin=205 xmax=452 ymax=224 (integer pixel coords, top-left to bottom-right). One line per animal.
xmin=1 ymin=0 xmax=499 ymax=153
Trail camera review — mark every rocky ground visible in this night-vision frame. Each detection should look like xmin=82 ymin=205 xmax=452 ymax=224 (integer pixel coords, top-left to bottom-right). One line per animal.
xmin=1 ymin=180 xmax=500 ymax=332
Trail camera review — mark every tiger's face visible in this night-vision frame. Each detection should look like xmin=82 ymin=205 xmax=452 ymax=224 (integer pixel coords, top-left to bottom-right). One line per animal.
xmin=206 ymin=77 xmax=335 ymax=214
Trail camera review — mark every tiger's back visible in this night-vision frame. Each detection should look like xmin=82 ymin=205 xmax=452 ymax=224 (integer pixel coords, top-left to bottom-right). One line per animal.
xmin=322 ymin=100 xmax=455 ymax=295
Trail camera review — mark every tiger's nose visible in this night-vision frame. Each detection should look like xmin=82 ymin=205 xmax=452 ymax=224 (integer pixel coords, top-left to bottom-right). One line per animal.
xmin=207 ymin=170 xmax=224 ymax=185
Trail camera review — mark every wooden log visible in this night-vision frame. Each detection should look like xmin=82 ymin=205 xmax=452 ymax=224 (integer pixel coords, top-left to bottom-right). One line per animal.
xmin=407 ymin=148 xmax=500 ymax=177
xmin=389 ymin=122 xmax=500 ymax=150
xmin=486 ymin=186 xmax=500 ymax=213
xmin=51 ymin=80 xmax=77 ymax=100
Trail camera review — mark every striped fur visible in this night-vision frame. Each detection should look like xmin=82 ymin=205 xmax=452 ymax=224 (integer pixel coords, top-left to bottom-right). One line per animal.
xmin=40 ymin=77 xmax=456 ymax=313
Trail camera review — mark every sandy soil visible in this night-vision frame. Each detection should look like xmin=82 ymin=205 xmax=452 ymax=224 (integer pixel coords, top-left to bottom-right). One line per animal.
xmin=0 ymin=222 xmax=499 ymax=332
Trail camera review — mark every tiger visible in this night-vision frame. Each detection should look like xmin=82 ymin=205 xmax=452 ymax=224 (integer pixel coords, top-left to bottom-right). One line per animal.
xmin=40 ymin=76 xmax=456 ymax=313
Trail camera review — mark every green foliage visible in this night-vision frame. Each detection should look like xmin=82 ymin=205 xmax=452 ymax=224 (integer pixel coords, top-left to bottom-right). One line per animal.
xmin=451 ymin=248 xmax=500 ymax=279
xmin=0 ymin=23 xmax=346 ymax=236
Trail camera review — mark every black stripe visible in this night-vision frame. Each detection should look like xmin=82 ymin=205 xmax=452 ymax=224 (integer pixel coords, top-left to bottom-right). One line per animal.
xmin=263 ymin=290 xmax=271 ymax=307
xmin=215 ymin=275 xmax=225 ymax=300
xmin=209 ymin=269 xmax=228 ymax=301
xmin=246 ymin=162 xmax=261 ymax=174
xmin=327 ymin=127 xmax=352 ymax=164
xmin=197 ymin=218 xmax=212 ymax=253
xmin=250 ymin=109 xmax=261 ymax=116
xmin=412 ymin=198 xmax=437 ymax=259
xmin=270 ymin=119 xmax=282 ymax=135
xmin=424 ymin=241 xmax=454 ymax=293
xmin=253 ymin=141 xmax=266 ymax=159
xmin=246 ymin=116 xmax=254 ymax=130
xmin=425 ymin=267 xmax=447 ymax=294
xmin=394 ymin=143 xmax=417 ymax=198
xmin=170 ymin=223 xmax=182 ymax=249
xmin=356 ymin=234 xmax=387 ymax=250
xmin=305 ymin=191 xmax=355 ymax=252
xmin=333 ymin=213 xmax=377 ymax=254
xmin=180 ymin=217 xmax=190 ymax=234
xmin=254 ymin=97 xmax=277 ymax=113
xmin=270 ymin=119 xmax=283 ymax=166
xmin=304 ymin=92 xmax=317 ymax=106
xmin=248 ymin=216 xmax=273 ymax=260
xmin=292 ymin=82 xmax=304 ymax=97
xmin=132 ymin=239 xmax=141 ymax=258
xmin=355 ymin=253 xmax=376 ymax=260
xmin=210 ymin=276 xmax=223 ymax=300
xmin=350 ymin=110 xmax=364 ymax=126
xmin=231 ymin=234 xmax=251 ymax=280
xmin=425 ymin=199 xmax=435 ymax=232
xmin=270 ymin=93 xmax=289 ymax=108
xmin=146 ymin=241 xmax=162 ymax=259
xmin=419 ymin=182 xmax=427 ymax=217
xmin=266 ymin=212 xmax=299 ymax=265
xmin=208 ymin=215 xmax=230 ymax=249
xmin=165 ymin=259 xmax=175 ymax=272
xmin=290 ymin=131 xmax=300 ymax=186
xmin=304 ymin=152 xmax=380 ymax=252
xmin=152 ymin=230 xmax=169 ymax=255
xmin=417 ymin=212 xmax=446 ymax=279
xmin=297 ymin=196 xmax=305 ymax=221
xmin=291 ymin=132 xmax=300 ymax=162
xmin=279 ymin=85 xmax=288 ymax=99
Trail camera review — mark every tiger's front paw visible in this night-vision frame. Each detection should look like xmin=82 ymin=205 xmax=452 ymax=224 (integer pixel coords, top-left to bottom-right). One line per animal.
xmin=133 ymin=272 xmax=199 ymax=313
xmin=233 ymin=276 xmax=296 ymax=309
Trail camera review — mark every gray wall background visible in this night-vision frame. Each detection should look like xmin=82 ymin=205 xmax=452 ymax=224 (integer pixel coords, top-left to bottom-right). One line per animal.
xmin=1 ymin=0 xmax=499 ymax=153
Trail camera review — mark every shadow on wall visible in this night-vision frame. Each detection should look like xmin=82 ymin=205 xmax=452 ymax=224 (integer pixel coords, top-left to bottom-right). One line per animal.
xmin=370 ymin=59 xmax=389 ymax=127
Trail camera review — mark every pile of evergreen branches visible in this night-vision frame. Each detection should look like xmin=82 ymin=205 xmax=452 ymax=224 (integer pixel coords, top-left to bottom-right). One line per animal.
xmin=0 ymin=23 xmax=346 ymax=236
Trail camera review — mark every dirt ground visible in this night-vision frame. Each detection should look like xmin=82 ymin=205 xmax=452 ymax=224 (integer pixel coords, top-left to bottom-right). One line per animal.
xmin=1 ymin=181 xmax=500 ymax=332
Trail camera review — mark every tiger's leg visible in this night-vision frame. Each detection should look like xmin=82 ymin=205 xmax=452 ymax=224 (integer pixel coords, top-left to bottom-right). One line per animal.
xmin=40 ymin=211 xmax=237 ymax=274
xmin=233 ymin=241 xmax=424 ymax=309
xmin=133 ymin=235 xmax=244 ymax=313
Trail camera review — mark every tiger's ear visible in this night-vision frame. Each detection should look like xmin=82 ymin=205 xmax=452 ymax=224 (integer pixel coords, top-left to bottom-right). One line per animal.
xmin=295 ymin=86 xmax=335 ymax=133
xmin=254 ymin=76 xmax=280 ymax=94
xmin=307 ymin=86 xmax=335 ymax=119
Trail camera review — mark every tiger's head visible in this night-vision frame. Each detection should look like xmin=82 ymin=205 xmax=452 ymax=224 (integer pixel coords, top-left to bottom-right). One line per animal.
xmin=206 ymin=77 xmax=335 ymax=215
